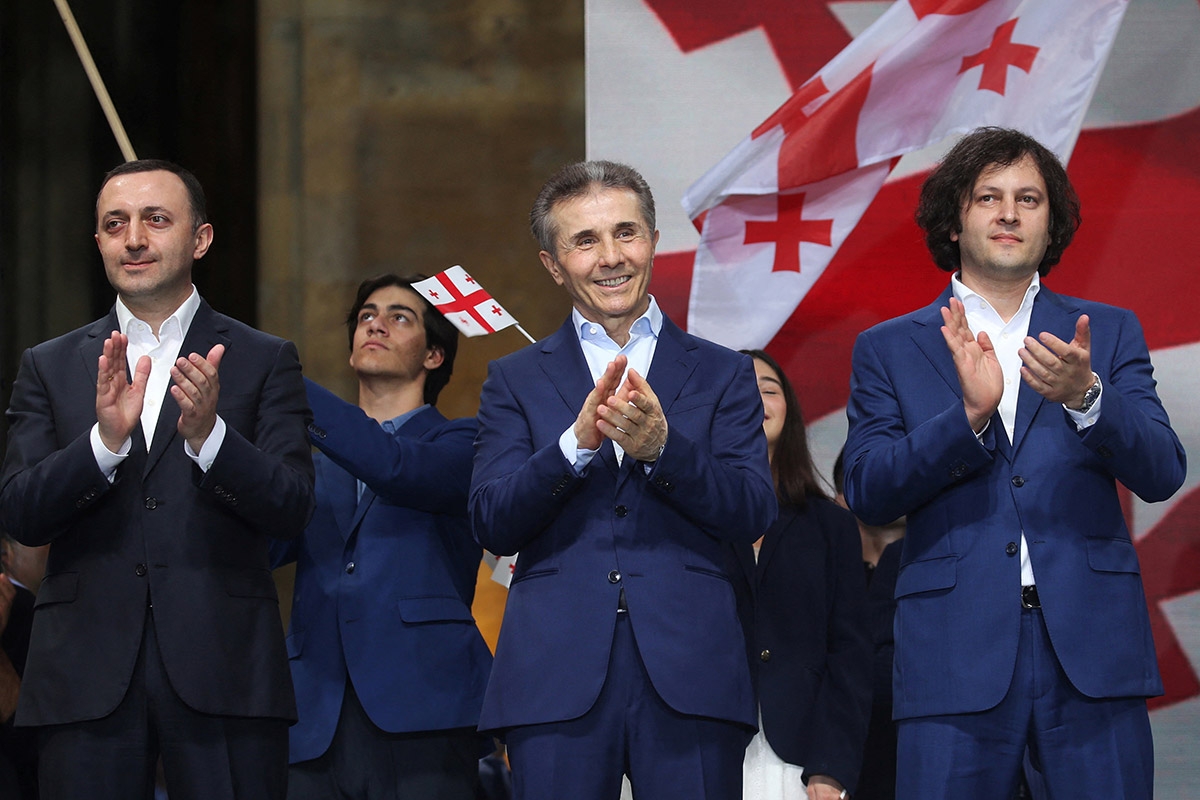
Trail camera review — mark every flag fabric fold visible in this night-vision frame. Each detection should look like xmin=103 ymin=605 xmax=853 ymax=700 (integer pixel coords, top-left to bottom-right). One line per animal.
xmin=412 ymin=266 xmax=520 ymax=337
xmin=682 ymin=0 xmax=1129 ymax=350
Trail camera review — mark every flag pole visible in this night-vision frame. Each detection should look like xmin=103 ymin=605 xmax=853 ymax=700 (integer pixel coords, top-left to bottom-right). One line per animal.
xmin=51 ymin=0 xmax=138 ymax=162
xmin=514 ymin=325 xmax=536 ymax=344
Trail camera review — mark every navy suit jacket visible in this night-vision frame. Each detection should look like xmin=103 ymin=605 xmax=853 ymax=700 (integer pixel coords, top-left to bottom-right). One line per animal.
xmin=469 ymin=315 xmax=776 ymax=731
xmin=0 ymin=301 xmax=315 ymax=725
xmin=271 ymin=380 xmax=492 ymax=763
xmin=844 ymin=285 xmax=1185 ymax=720
xmin=728 ymin=497 xmax=872 ymax=793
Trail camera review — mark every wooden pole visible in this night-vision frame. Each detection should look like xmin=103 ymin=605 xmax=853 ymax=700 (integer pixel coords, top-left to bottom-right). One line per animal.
xmin=51 ymin=0 xmax=138 ymax=162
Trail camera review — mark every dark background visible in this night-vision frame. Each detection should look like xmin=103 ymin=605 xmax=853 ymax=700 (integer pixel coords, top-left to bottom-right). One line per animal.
xmin=0 ymin=0 xmax=257 ymax=451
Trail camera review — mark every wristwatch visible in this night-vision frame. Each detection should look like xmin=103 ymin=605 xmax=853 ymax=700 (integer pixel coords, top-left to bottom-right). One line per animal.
xmin=1068 ymin=372 xmax=1102 ymax=413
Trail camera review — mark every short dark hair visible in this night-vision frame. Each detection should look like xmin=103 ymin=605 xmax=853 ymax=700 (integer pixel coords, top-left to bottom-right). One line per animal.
xmin=915 ymin=127 xmax=1081 ymax=276
xmin=97 ymin=159 xmax=208 ymax=232
xmin=741 ymin=349 xmax=828 ymax=508
xmin=345 ymin=273 xmax=460 ymax=406
xmin=530 ymin=160 xmax=656 ymax=256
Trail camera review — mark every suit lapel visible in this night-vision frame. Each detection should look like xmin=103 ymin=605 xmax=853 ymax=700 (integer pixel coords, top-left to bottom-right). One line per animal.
xmin=613 ymin=317 xmax=698 ymax=488
xmin=911 ymin=288 xmax=1022 ymax=457
xmin=144 ymin=302 xmax=232 ymax=477
xmin=754 ymin=505 xmax=790 ymax=578
xmin=645 ymin=316 xmax=699 ymax=415
xmin=909 ymin=289 xmax=965 ymax=399
xmin=539 ymin=320 xmax=622 ymax=480
xmin=79 ymin=312 xmax=149 ymax=465
xmin=343 ymin=407 xmax=444 ymax=535
xmin=79 ymin=313 xmax=119 ymax=388
xmin=1011 ymin=288 xmax=1080 ymax=454
xmin=318 ymin=456 xmax=360 ymax=541
xmin=733 ymin=536 xmax=757 ymax=591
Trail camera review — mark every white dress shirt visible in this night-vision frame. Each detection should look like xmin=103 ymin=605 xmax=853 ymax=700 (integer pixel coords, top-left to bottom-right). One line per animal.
xmin=952 ymin=273 xmax=1101 ymax=586
xmin=557 ymin=296 xmax=663 ymax=471
xmin=90 ymin=287 xmax=227 ymax=479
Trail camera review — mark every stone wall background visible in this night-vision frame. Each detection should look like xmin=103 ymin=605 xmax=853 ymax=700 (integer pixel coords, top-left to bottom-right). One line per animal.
xmin=258 ymin=0 xmax=584 ymax=423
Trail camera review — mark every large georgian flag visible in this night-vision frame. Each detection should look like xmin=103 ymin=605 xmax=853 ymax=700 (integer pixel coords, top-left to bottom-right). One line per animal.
xmin=682 ymin=0 xmax=1128 ymax=349
xmin=587 ymin=3 xmax=1200 ymax=794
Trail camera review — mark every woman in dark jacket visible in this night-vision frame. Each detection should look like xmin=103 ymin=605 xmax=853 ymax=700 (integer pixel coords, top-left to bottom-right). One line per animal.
xmin=730 ymin=350 xmax=873 ymax=800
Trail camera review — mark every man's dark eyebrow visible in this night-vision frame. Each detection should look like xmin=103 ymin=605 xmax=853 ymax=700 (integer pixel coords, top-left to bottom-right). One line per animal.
xmin=973 ymin=182 xmax=1044 ymax=196
xmin=569 ymin=221 xmax=641 ymax=241
xmin=359 ymin=303 xmax=419 ymax=317
xmin=568 ymin=227 xmax=599 ymax=242
xmin=100 ymin=205 xmax=173 ymax=220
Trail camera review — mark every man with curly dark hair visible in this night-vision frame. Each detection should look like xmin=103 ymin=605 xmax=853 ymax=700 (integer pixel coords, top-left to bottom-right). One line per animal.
xmin=843 ymin=127 xmax=1185 ymax=800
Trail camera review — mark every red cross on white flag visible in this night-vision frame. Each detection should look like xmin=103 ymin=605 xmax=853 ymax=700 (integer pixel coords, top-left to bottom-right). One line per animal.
xmin=411 ymin=265 xmax=525 ymax=338
xmin=682 ymin=0 xmax=1129 ymax=350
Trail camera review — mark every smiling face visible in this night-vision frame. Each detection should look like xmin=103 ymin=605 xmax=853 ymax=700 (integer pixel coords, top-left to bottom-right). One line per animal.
xmin=952 ymin=155 xmax=1050 ymax=289
xmin=539 ymin=187 xmax=659 ymax=345
xmin=95 ymin=169 xmax=212 ymax=317
xmin=754 ymin=357 xmax=787 ymax=460
xmin=348 ymin=285 xmax=443 ymax=386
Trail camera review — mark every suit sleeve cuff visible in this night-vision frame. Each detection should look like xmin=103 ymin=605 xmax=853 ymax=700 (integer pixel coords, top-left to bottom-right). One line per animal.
xmin=90 ymin=423 xmax=130 ymax=483
xmin=185 ymin=415 xmax=227 ymax=472
xmin=558 ymin=425 xmax=597 ymax=474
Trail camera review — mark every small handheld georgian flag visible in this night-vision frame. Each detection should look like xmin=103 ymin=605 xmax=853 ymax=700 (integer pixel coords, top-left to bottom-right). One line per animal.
xmin=412 ymin=266 xmax=523 ymax=337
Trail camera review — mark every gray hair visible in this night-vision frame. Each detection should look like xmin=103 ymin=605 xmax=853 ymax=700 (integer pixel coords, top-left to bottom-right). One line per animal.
xmin=529 ymin=160 xmax=656 ymax=257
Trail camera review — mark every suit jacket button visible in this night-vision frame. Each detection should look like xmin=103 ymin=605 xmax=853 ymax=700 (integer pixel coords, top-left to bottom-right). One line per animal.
xmin=614 ymin=505 xmax=628 ymax=518
xmin=135 ymin=563 xmax=148 ymax=577
xmin=608 ymin=570 xmax=621 ymax=584
xmin=1011 ymin=476 xmax=1025 ymax=488
xmin=759 ymin=649 xmax=771 ymax=662
xmin=144 ymin=497 xmax=158 ymax=510
xmin=345 ymin=562 xmax=356 ymax=574
xmin=1006 ymin=542 xmax=1018 ymax=556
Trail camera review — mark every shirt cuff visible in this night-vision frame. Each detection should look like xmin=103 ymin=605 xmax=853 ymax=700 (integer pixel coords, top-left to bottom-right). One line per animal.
xmin=91 ymin=424 xmax=130 ymax=483
xmin=1064 ymin=386 xmax=1102 ymax=430
xmin=558 ymin=425 xmax=598 ymax=474
xmin=185 ymin=415 xmax=227 ymax=472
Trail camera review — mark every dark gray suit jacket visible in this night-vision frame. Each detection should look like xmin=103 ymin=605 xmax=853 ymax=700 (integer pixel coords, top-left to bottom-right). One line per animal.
xmin=0 ymin=300 xmax=314 ymax=726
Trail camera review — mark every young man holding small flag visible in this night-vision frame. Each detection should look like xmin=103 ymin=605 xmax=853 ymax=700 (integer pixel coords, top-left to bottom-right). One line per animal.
xmin=271 ymin=274 xmax=493 ymax=800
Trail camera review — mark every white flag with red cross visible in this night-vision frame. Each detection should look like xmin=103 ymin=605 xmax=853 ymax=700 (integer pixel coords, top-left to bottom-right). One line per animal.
xmin=682 ymin=0 xmax=1129 ymax=350
xmin=412 ymin=266 xmax=521 ymax=337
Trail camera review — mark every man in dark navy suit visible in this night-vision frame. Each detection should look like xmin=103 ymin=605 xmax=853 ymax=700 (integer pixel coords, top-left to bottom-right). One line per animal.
xmin=0 ymin=160 xmax=314 ymax=799
xmin=470 ymin=161 xmax=777 ymax=800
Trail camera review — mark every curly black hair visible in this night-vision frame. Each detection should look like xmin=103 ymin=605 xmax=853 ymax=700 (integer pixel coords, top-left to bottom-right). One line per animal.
xmin=915 ymin=127 xmax=1081 ymax=276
